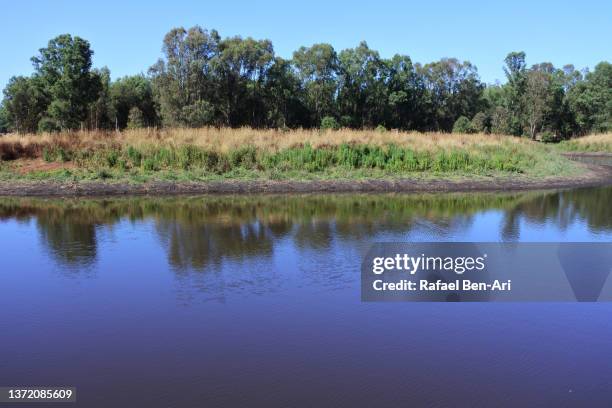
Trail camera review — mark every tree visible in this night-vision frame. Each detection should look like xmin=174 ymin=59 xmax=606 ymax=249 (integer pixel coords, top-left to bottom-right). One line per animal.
xmin=386 ymin=54 xmax=426 ymax=130
xmin=337 ymin=41 xmax=389 ymax=128
xmin=88 ymin=67 xmax=113 ymax=130
xmin=567 ymin=62 xmax=612 ymax=134
xmin=150 ymin=26 xmax=220 ymax=127
xmin=524 ymin=69 xmax=551 ymax=139
xmin=502 ymin=51 xmax=527 ymax=135
xmin=127 ymin=107 xmax=145 ymax=129
xmin=31 ymin=34 xmax=101 ymax=130
xmin=211 ymin=36 xmax=274 ymax=127
xmin=2 ymin=76 xmax=46 ymax=133
xmin=110 ymin=75 xmax=156 ymax=129
xmin=0 ymin=103 xmax=9 ymax=133
xmin=292 ymin=43 xmax=339 ymax=126
xmin=2 ymin=28 xmax=609 ymax=137
xmin=263 ymin=57 xmax=308 ymax=128
xmin=419 ymin=58 xmax=484 ymax=131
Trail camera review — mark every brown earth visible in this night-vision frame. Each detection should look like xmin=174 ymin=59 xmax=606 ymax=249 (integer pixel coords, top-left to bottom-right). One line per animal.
xmin=12 ymin=159 xmax=77 ymax=175
xmin=0 ymin=161 xmax=609 ymax=197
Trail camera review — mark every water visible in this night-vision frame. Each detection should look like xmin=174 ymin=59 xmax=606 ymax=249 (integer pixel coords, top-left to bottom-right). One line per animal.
xmin=1 ymin=187 xmax=611 ymax=407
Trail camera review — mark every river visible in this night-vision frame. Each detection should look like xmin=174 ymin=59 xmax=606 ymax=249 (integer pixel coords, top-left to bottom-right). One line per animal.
xmin=1 ymin=186 xmax=611 ymax=407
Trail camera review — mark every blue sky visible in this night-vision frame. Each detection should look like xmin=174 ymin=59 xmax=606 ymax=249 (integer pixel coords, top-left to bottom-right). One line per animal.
xmin=1 ymin=0 xmax=610 ymax=90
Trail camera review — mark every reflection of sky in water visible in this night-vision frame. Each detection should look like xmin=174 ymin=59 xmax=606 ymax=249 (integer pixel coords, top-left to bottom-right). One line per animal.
xmin=1 ymin=187 xmax=612 ymax=406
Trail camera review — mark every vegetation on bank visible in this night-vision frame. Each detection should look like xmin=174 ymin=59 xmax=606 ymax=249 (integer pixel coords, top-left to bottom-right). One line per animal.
xmin=0 ymin=28 xmax=610 ymax=140
xmin=0 ymin=128 xmax=587 ymax=183
xmin=557 ymin=133 xmax=612 ymax=153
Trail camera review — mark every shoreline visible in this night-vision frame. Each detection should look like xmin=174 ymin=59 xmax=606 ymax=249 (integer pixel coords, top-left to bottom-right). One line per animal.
xmin=0 ymin=162 xmax=609 ymax=197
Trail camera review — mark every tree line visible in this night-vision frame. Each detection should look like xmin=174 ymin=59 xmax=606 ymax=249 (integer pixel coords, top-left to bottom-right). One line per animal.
xmin=1 ymin=27 xmax=610 ymax=138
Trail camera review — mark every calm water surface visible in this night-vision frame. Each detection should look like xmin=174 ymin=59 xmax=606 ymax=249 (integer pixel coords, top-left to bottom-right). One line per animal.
xmin=1 ymin=187 xmax=611 ymax=407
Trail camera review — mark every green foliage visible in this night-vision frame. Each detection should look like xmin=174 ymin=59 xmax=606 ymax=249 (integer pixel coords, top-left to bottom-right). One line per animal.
xmin=127 ymin=107 xmax=145 ymax=129
xmin=63 ymin=142 xmax=537 ymax=176
xmin=419 ymin=58 xmax=484 ymax=131
xmin=566 ymin=62 xmax=612 ymax=134
xmin=452 ymin=116 xmax=476 ymax=134
xmin=293 ymin=43 xmax=339 ymax=125
xmin=32 ymin=34 xmax=100 ymax=130
xmin=0 ymin=29 xmax=609 ymax=138
xmin=2 ymin=76 xmax=46 ymax=133
xmin=0 ymin=104 xmax=8 ymax=133
xmin=110 ymin=75 xmax=156 ymax=129
xmin=539 ymin=130 xmax=558 ymax=143
xmin=471 ymin=112 xmax=490 ymax=133
xmin=320 ymin=116 xmax=339 ymax=130
xmin=375 ymin=124 xmax=387 ymax=133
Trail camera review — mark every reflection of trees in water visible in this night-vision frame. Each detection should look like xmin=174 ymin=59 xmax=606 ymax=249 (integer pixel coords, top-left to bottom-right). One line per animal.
xmin=155 ymin=220 xmax=274 ymax=271
xmin=0 ymin=187 xmax=609 ymax=271
xmin=500 ymin=186 xmax=612 ymax=240
xmin=561 ymin=187 xmax=612 ymax=232
xmin=36 ymin=216 xmax=98 ymax=267
xmin=0 ymin=202 xmax=119 ymax=267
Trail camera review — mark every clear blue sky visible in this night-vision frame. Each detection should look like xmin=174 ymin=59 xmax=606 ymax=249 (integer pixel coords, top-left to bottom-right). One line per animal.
xmin=1 ymin=0 xmax=610 ymax=90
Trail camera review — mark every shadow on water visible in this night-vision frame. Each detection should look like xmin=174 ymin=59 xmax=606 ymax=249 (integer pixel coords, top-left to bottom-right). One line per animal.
xmin=0 ymin=186 xmax=610 ymax=273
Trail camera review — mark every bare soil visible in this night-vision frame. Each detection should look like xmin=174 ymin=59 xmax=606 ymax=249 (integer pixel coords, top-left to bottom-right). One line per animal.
xmin=12 ymin=159 xmax=76 ymax=175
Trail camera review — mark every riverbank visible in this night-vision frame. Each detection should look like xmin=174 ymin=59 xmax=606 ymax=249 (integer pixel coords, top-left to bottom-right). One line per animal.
xmin=0 ymin=161 xmax=609 ymax=196
xmin=0 ymin=129 xmax=610 ymax=196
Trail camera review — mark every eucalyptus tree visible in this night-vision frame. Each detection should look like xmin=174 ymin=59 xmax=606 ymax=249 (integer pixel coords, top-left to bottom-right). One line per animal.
xmin=419 ymin=58 xmax=484 ymax=131
xmin=386 ymin=54 xmax=426 ymax=130
xmin=263 ymin=56 xmax=308 ymax=128
xmin=337 ymin=41 xmax=389 ymax=128
xmin=211 ymin=36 xmax=274 ymax=127
xmin=149 ymin=26 xmax=220 ymax=127
xmin=523 ymin=68 xmax=552 ymax=139
xmin=500 ymin=51 xmax=528 ymax=135
xmin=292 ymin=43 xmax=339 ymax=126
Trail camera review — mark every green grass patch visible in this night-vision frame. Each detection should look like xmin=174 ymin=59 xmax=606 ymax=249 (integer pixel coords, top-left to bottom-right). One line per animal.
xmin=0 ymin=141 xmax=584 ymax=183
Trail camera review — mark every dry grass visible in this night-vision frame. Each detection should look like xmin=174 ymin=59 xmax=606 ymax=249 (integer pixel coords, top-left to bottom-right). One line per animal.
xmin=0 ymin=127 xmax=533 ymax=158
xmin=559 ymin=133 xmax=612 ymax=152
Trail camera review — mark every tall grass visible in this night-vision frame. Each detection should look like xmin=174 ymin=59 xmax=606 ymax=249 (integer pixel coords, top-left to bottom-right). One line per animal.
xmin=0 ymin=127 xmax=531 ymax=155
xmin=27 ymin=140 xmax=535 ymax=174
xmin=0 ymin=127 xmax=579 ymax=177
xmin=558 ymin=133 xmax=612 ymax=153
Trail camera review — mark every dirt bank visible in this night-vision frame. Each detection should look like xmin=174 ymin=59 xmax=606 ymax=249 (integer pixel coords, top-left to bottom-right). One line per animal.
xmin=0 ymin=162 xmax=609 ymax=197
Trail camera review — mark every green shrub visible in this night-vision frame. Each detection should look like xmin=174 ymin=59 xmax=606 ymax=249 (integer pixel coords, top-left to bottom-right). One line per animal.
xmin=453 ymin=116 xmax=477 ymax=134
xmin=321 ymin=116 xmax=339 ymax=130
xmin=375 ymin=124 xmax=387 ymax=133
xmin=471 ymin=112 xmax=490 ymax=133
xmin=539 ymin=131 xmax=558 ymax=143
